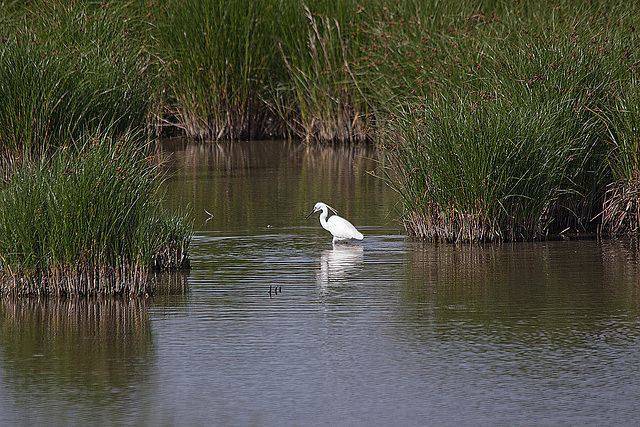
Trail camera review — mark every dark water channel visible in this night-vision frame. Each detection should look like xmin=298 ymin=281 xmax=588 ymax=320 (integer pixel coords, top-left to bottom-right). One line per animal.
xmin=1 ymin=140 xmax=640 ymax=425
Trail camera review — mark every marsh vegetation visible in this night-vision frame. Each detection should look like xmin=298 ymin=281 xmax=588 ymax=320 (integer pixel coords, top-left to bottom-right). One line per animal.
xmin=0 ymin=2 xmax=191 ymax=295
xmin=373 ymin=1 xmax=640 ymax=241
xmin=1 ymin=0 xmax=639 ymax=278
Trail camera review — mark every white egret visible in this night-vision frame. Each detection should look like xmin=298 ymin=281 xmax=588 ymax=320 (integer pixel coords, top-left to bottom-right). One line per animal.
xmin=306 ymin=202 xmax=364 ymax=244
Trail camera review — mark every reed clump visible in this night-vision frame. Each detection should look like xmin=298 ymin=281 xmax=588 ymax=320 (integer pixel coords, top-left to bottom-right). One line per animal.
xmin=150 ymin=0 xmax=374 ymax=141
xmin=155 ymin=0 xmax=282 ymax=140
xmin=0 ymin=2 xmax=191 ymax=295
xmin=0 ymin=1 xmax=153 ymax=152
xmin=275 ymin=5 xmax=372 ymax=142
xmin=0 ymin=133 xmax=192 ymax=296
xmin=373 ymin=0 xmax=640 ymax=241
xmin=601 ymin=81 xmax=640 ymax=235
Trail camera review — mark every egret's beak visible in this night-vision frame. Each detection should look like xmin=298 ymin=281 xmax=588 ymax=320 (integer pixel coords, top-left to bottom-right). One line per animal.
xmin=305 ymin=209 xmax=316 ymax=219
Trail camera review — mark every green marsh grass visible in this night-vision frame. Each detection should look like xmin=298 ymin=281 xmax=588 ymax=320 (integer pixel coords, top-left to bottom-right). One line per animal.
xmin=155 ymin=0 xmax=373 ymax=141
xmin=0 ymin=133 xmax=192 ymax=296
xmin=275 ymin=5 xmax=372 ymax=142
xmin=156 ymin=0 xmax=283 ymax=140
xmin=0 ymin=1 xmax=153 ymax=152
xmin=3 ymin=0 xmax=640 ymax=243
xmin=601 ymin=83 xmax=640 ymax=234
xmin=373 ymin=0 xmax=640 ymax=241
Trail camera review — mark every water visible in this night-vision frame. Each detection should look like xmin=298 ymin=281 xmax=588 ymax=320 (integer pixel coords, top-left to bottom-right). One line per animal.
xmin=2 ymin=140 xmax=640 ymax=425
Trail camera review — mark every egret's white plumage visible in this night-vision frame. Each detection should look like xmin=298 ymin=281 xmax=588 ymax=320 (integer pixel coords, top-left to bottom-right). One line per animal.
xmin=306 ymin=202 xmax=364 ymax=244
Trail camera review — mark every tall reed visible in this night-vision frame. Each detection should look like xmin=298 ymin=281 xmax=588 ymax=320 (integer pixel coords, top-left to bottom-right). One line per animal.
xmin=374 ymin=0 xmax=640 ymax=241
xmin=156 ymin=0 xmax=284 ymax=140
xmin=0 ymin=1 xmax=153 ymax=152
xmin=0 ymin=133 xmax=192 ymax=296
xmin=601 ymin=81 xmax=640 ymax=234
xmin=4 ymin=0 xmax=640 ymax=242
xmin=275 ymin=5 xmax=372 ymax=142
xmin=154 ymin=0 xmax=374 ymax=141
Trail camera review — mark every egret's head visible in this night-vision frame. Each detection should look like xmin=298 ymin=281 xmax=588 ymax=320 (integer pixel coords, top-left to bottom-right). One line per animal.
xmin=306 ymin=202 xmax=337 ymax=218
xmin=306 ymin=202 xmax=324 ymax=218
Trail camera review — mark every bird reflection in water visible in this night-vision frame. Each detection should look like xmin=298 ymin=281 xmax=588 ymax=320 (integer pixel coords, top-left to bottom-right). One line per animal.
xmin=316 ymin=244 xmax=364 ymax=288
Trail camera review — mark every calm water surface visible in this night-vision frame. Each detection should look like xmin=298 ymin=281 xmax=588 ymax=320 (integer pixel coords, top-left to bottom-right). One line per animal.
xmin=1 ymin=140 xmax=640 ymax=425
